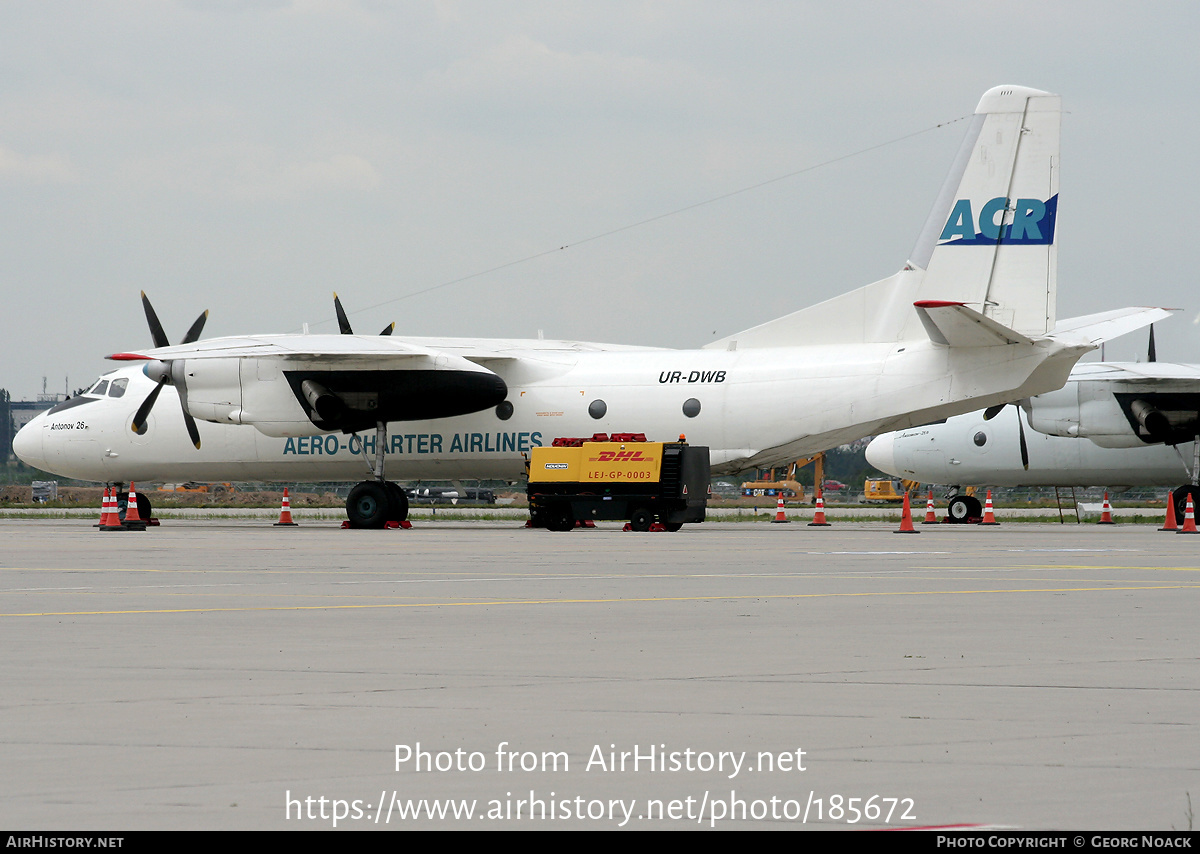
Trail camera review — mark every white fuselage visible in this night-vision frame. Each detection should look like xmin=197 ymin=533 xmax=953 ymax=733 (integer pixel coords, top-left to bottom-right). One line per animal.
xmin=16 ymin=332 xmax=1076 ymax=485
xmin=866 ymin=406 xmax=1195 ymax=488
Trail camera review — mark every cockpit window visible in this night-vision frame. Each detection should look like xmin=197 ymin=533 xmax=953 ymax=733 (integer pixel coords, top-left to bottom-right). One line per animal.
xmin=90 ymin=380 xmax=110 ymax=396
xmin=108 ymin=378 xmax=128 ymax=398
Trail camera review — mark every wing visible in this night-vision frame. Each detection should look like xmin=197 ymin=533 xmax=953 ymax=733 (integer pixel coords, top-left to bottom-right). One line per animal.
xmin=109 ymin=334 xmax=510 ymax=436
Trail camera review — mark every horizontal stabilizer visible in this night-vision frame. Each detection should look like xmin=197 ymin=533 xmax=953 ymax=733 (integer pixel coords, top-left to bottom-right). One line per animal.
xmin=1049 ymin=307 xmax=1177 ymax=346
xmin=913 ymin=301 xmax=1033 ymax=347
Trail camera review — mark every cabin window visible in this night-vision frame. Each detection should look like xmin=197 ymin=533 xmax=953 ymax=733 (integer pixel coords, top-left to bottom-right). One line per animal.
xmin=973 ymin=431 xmax=987 ymax=447
xmin=588 ymin=399 xmax=607 ymax=419
xmin=682 ymin=398 xmax=701 ymax=418
xmin=495 ymin=401 xmax=513 ymax=421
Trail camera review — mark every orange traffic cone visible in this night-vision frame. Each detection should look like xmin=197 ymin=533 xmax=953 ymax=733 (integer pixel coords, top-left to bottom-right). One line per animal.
xmin=100 ymin=488 xmax=124 ymax=531
xmin=1097 ymin=491 xmax=1115 ymax=525
xmin=274 ymin=487 xmax=298 ymax=526
xmin=94 ymin=488 xmax=108 ymax=528
xmin=808 ymin=493 xmax=830 ymax=526
xmin=894 ymin=491 xmax=919 ymax=534
xmin=980 ymin=489 xmax=1000 ymax=525
xmin=1178 ymin=495 xmax=1198 ymax=534
xmin=123 ymin=483 xmax=147 ymax=531
xmin=1160 ymin=492 xmax=1178 ymax=532
xmin=771 ymin=496 xmax=790 ymax=523
xmin=922 ymin=489 xmax=939 ymax=524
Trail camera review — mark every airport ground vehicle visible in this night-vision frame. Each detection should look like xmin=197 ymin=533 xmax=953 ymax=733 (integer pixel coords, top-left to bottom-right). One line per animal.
xmin=740 ymin=479 xmax=805 ymax=499
xmin=527 ymin=434 xmax=709 ymax=531
xmin=157 ymin=481 xmax=235 ymax=494
xmin=864 ymin=479 xmax=907 ymax=502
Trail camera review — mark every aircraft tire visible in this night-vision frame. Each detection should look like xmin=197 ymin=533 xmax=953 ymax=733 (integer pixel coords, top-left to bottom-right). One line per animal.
xmin=347 ymin=481 xmax=391 ymax=529
xmin=384 ymin=482 xmax=409 ymax=522
xmin=1171 ymin=485 xmax=1200 ymax=523
xmin=663 ymin=521 xmax=683 ymax=532
xmin=116 ymin=492 xmax=152 ymax=523
xmin=629 ymin=507 xmax=653 ymax=532
xmin=946 ymin=495 xmax=981 ymax=523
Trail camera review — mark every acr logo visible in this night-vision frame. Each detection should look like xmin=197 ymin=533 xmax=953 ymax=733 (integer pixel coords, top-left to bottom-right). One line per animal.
xmin=592 ymin=450 xmax=649 ymax=462
xmin=938 ymin=194 xmax=1058 ymax=246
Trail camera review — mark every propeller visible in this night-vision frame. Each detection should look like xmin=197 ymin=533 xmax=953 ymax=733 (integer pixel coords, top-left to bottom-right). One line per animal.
xmin=1148 ymin=323 xmax=1157 ymax=363
xmin=333 ymin=292 xmax=395 ymax=336
xmin=130 ymin=292 xmax=208 ymax=449
xmin=983 ymin=401 xmax=1030 ymax=471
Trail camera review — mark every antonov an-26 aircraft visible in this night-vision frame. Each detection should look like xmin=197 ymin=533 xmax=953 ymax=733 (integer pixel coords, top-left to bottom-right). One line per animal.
xmin=14 ymin=85 xmax=1169 ymax=527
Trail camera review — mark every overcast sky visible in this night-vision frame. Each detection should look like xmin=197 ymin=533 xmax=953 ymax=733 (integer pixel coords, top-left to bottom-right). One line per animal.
xmin=2 ymin=1 xmax=1197 ymax=400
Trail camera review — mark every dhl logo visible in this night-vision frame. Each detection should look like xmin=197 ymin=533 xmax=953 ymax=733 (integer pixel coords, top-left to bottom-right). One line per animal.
xmin=591 ymin=450 xmax=651 ymax=462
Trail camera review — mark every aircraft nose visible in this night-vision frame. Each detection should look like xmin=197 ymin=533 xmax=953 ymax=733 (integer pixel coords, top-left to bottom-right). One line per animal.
xmin=865 ymin=433 xmax=896 ymax=476
xmin=12 ymin=417 xmax=46 ymax=469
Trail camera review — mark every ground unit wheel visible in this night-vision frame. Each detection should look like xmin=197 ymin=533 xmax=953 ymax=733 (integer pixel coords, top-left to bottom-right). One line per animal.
xmin=545 ymin=505 xmax=575 ymax=532
xmin=946 ymin=494 xmax=981 ymax=523
xmin=347 ymin=481 xmax=392 ymax=529
xmin=629 ymin=507 xmax=653 ymax=532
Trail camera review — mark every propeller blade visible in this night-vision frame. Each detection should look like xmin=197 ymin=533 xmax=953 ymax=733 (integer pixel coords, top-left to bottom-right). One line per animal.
xmin=131 ymin=381 xmax=164 ymax=434
xmin=181 ymin=310 xmax=209 ymax=345
xmin=181 ymin=407 xmax=202 ymax=450
xmin=983 ymin=404 xmax=1005 ymax=421
xmin=1017 ymin=407 xmax=1030 ymax=471
xmin=1148 ymin=324 xmax=1157 ymax=363
xmin=334 ymin=292 xmax=353 ymax=335
xmin=380 ymin=322 xmax=395 ymax=336
xmin=141 ymin=291 xmax=170 ymax=349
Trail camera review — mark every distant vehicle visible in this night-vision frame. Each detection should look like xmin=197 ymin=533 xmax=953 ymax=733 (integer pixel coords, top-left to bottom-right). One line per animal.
xmin=157 ymin=481 xmax=235 ymax=494
xmin=405 ymin=486 xmax=496 ymax=505
xmin=31 ymin=481 xmax=58 ymax=503
xmin=740 ymin=479 xmax=805 ymax=499
xmin=710 ymin=481 xmax=742 ymax=499
xmin=863 ymin=479 xmax=907 ymax=502
xmin=822 ymin=479 xmax=847 ymax=491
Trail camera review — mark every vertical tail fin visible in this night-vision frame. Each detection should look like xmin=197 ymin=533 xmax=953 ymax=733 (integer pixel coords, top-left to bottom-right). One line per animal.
xmin=910 ymin=85 xmax=1060 ymax=337
xmin=706 ymin=85 xmax=1061 ymax=350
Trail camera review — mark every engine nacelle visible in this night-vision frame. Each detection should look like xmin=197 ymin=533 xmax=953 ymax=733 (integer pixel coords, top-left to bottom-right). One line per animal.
xmin=170 ymin=355 xmax=509 ymax=438
xmin=178 ymin=358 xmax=246 ymax=425
xmin=1025 ymin=378 xmax=1200 ymax=448
xmin=1024 ymin=380 xmax=1146 ymax=448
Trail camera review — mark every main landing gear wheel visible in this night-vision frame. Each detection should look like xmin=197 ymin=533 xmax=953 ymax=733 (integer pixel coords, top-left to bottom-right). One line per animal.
xmin=1172 ymin=485 xmax=1200 ymax=523
xmin=384 ymin=482 xmax=409 ymax=523
xmin=629 ymin=507 xmax=653 ymax=532
xmin=946 ymin=495 xmax=981 ymax=524
xmin=346 ymin=481 xmax=398 ymax=529
xmin=662 ymin=521 xmax=683 ymax=532
xmin=344 ymin=421 xmax=411 ymax=528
